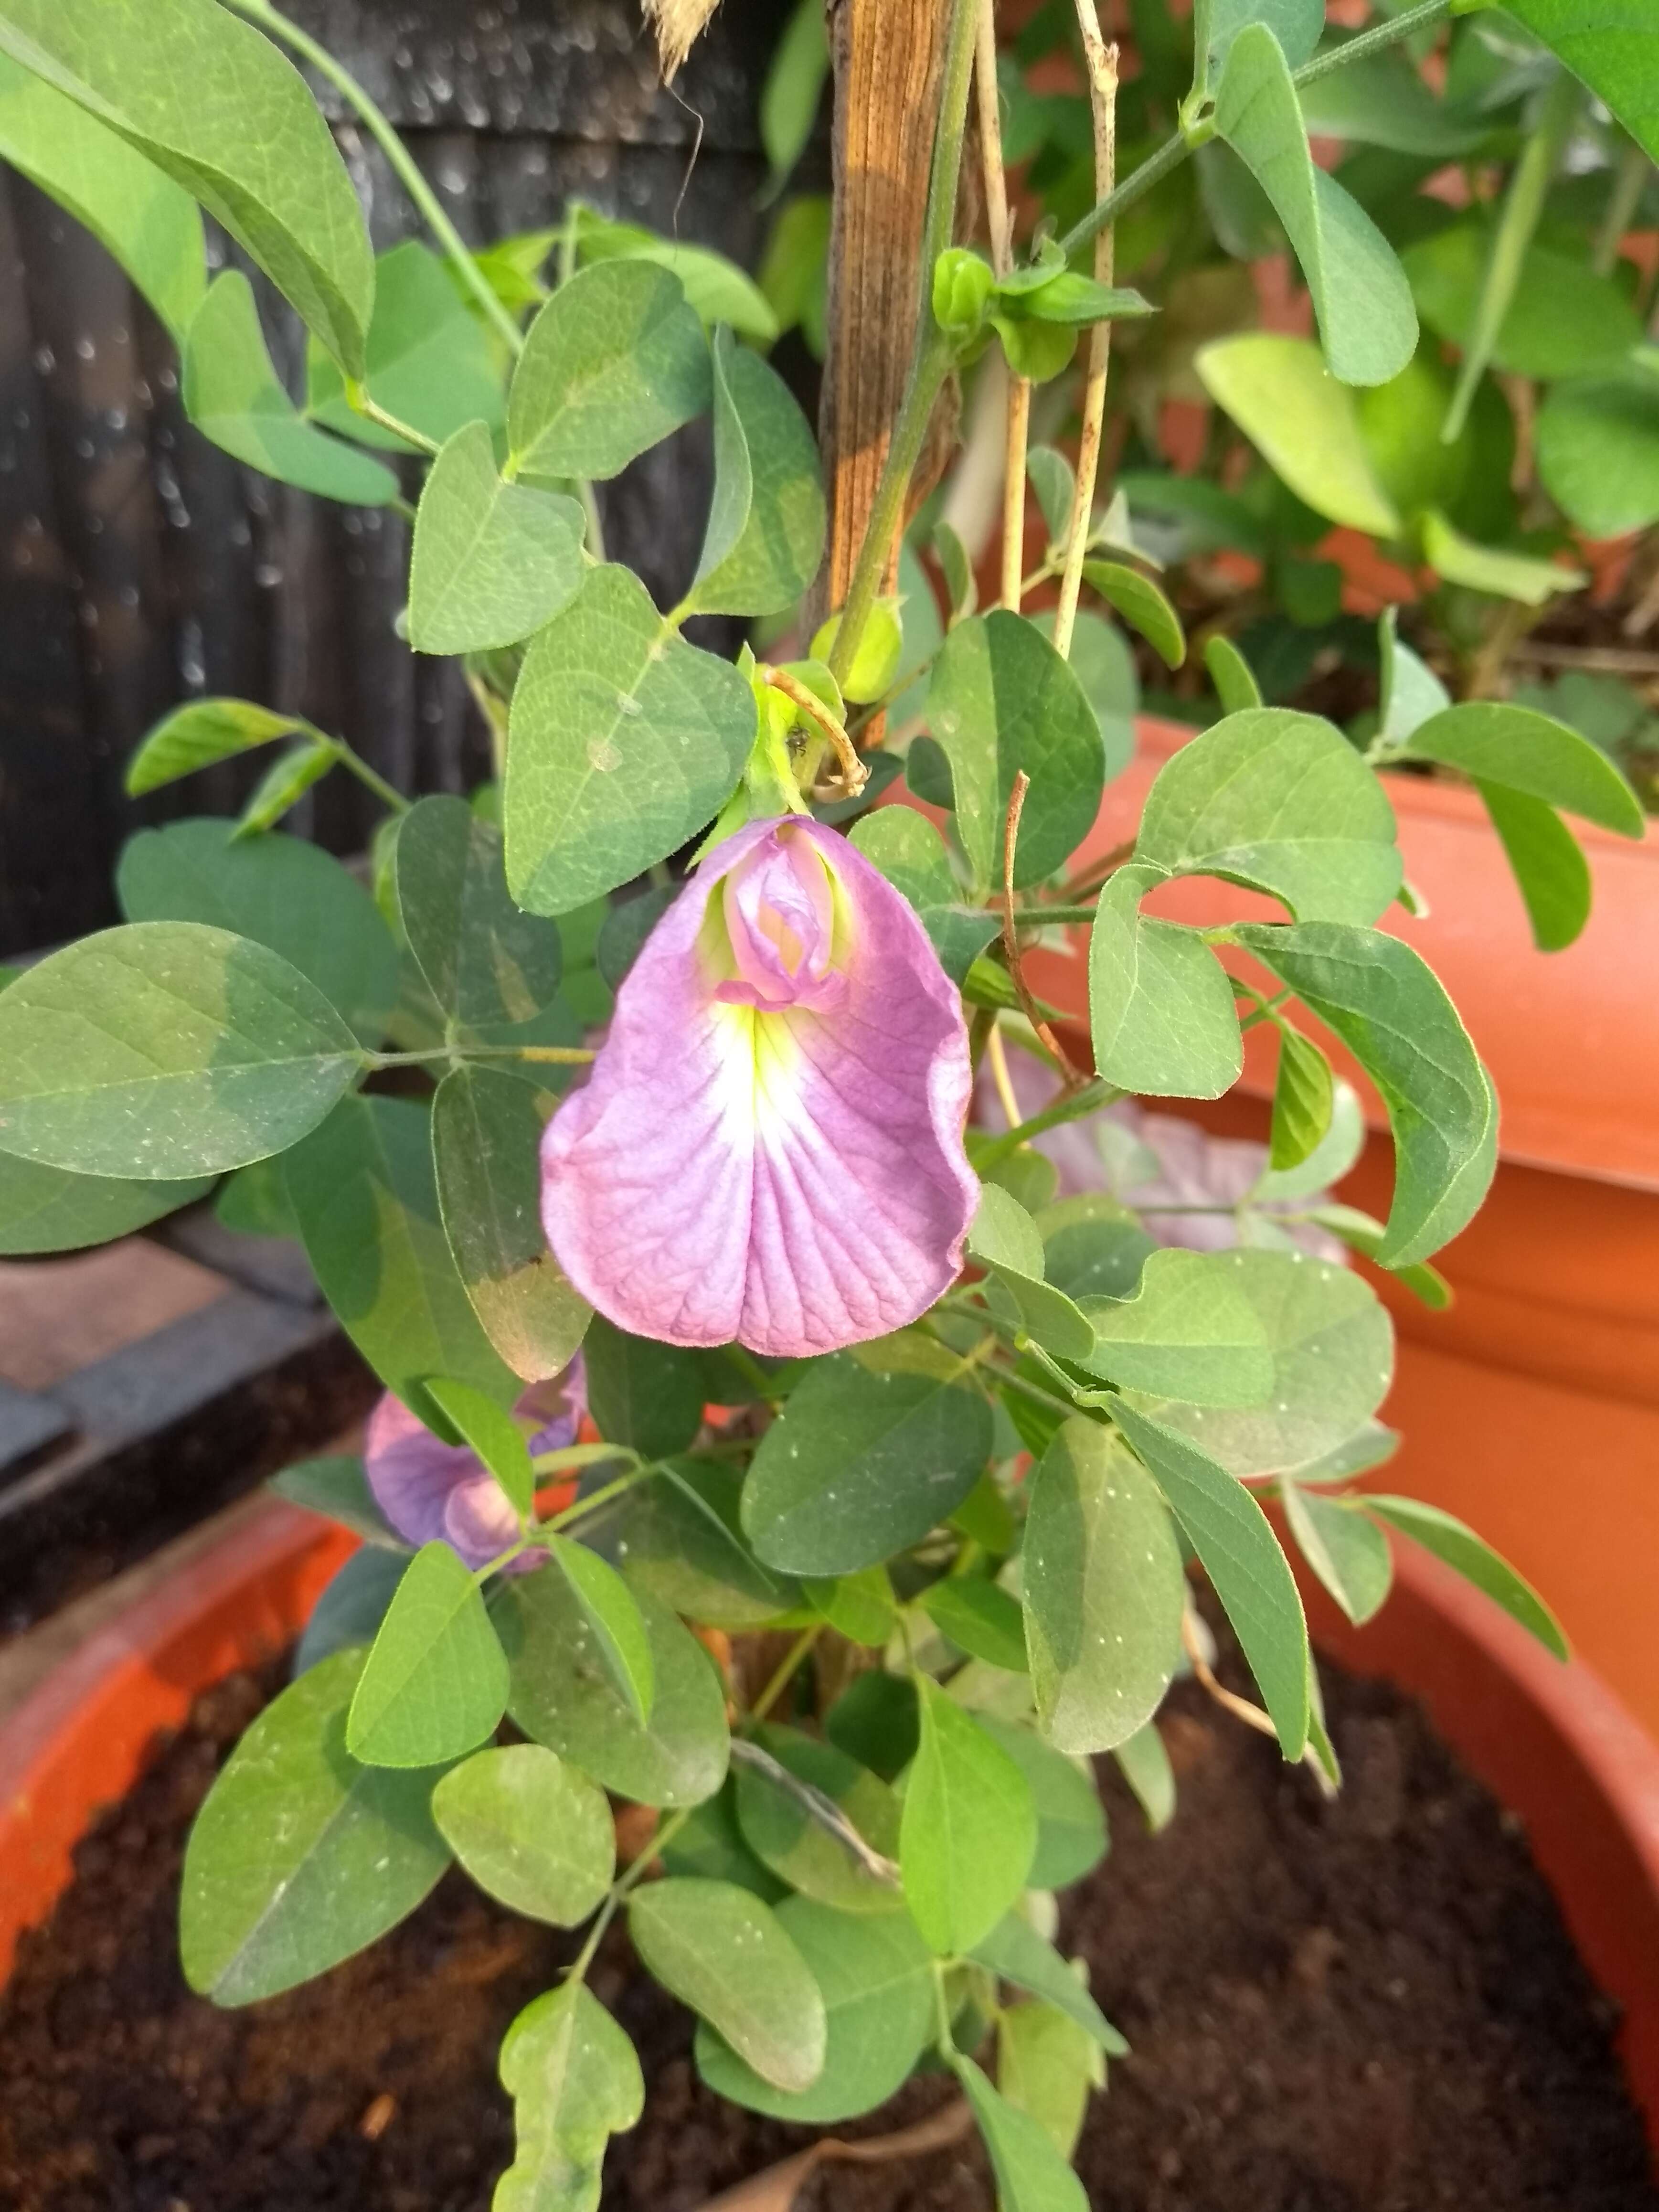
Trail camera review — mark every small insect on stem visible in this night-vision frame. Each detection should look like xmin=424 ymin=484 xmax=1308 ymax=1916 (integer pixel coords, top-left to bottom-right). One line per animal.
xmin=761 ymin=665 xmax=870 ymax=799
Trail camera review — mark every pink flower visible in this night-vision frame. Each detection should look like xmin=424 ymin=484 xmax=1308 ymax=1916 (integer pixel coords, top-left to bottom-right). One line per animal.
xmin=364 ymin=1362 xmax=585 ymax=1571
xmin=540 ymin=817 xmax=976 ymax=1358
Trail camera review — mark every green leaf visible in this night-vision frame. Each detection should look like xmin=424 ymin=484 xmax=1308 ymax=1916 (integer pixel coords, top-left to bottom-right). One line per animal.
xmin=972 ymin=1914 xmax=1126 ymax=2055
xmin=496 ymin=1983 xmax=644 ymax=2212
xmin=955 ymin=2055 xmax=1089 ymax=2212
xmin=1270 ymin=1026 xmax=1334 ymax=1170
xmin=270 ymin=1454 xmax=405 ymax=1549
xmin=305 ymin=240 xmax=504 ymax=449
xmin=1502 ymin=0 xmax=1657 ymax=160
xmin=1478 ymin=783 xmax=1591 ymax=953
xmin=663 ymin=1780 xmax=787 ymax=1899
xmin=695 ymin=1896 xmax=933 ymax=2124
xmin=505 ymin=562 xmax=756 ymax=916
xmin=584 ymin=1313 xmax=705 ymax=1459
xmin=234 ymin=738 xmax=336 ymax=836
xmin=548 ymin=1535 xmax=655 ymax=1725
xmin=1252 ymin=1077 xmax=1367 ymax=1203
xmin=921 ymin=1578 xmax=1030 ymax=1672
xmin=1419 ymin=510 xmax=1584 ymax=607
xmin=1205 ymin=633 xmax=1263 ymax=713
xmin=1137 ymin=709 xmax=1402 ymax=925
xmin=182 ymin=273 xmax=396 ymax=503
xmin=1208 ymin=0 xmax=1322 ymax=75
xmin=180 ymin=1648 xmax=453 ymax=2005
xmin=925 ymin=611 xmax=1106 ymax=892
xmin=629 ymin=1878 xmax=827 ymax=2093
xmin=574 ymin=206 xmax=780 ymax=344
xmin=970 ymin=1717 xmax=1107 ymax=1888
xmin=498 ymin=1572 xmax=729 ymax=1806
xmin=1214 ymin=25 xmax=1416 ymax=387
xmin=1038 ymin=609 xmax=1138 ymax=782
xmin=0 ymin=1153 xmax=211 ymax=1256
xmin=760 ymin=0 xmax=830 ymax=191
xmin=805 ymin=1566 xmax=899 ymax=1646
xmin=1282 ymin=1481 xmax=1393 ymax=1626
xmin=825 ymin=1672 xmax=921 ymax=1781
xmin=849 ymin=806 xmax=958 ymax=910
xmin=393 ymin=794 xmax=563 ymax=1029
xmin=1296 ymin=45 xmax=1488 ymax=156
xmin=1310 ymin=1202 xmax=1452 ymax=1309
xmin=425 ymin=1375 xmax=534 ymax=1519
xmin=1404 ymin=224 xmax=1641 ymax=383
xmin=0 ymin=49 xmax=203 ymax=340
xmin=684 ymin=326 xmax=826 ymax=617
xmin=1079 ymin=1246 xmax=1273 ymax=1405
xmin=430 ymin=1743 xmax=614 ymax=1924
xmin=614 ymin=1459 xmax=799 ymax=1629
xmin=293 ymin=1546 xmax=409 ymax=1677
xmin=1040 ymin=1198 xmax=1156 ymax=1303
xmin=743 ymin=1336 xmax=995 ymax=1575
xmin=1110 ymin=1402 xmax=1309 ymax=1758
xmin=1111 ymin=1721 xmax=1176 ymax=1831
xmin=734 ymin=1726 xmax=904 ymax=1914
xmin=901 ymin=1679 xmax=1037 ymax=1956
xmin=285 ymin=1094 xmax=519 ymax=1423
xmin=1399 ymin=702 xmax=1644 ymax=839
xmin=998 ymin=2002 xmax=1102 ymax=2162
xmin=346 ymin=1539 xmax=509 ymax=1766
xmin=116 ymin=816 xmax=399 ymax=1046
xmin=1233 ymin=921 xmax=1496 ymax=1266
xmin=432 ymin=1065 xmax=593 ymax=1384
xmin=1536 ymin=365 xmax=1659 ymax=540
xmin=408 ymin=420 xmax=585 ymax=655
xmin=0 ymin=0 xmax=373 ymax=371
xmin=1376 ymin=612 xmax=1449 ymax=747
xmin=1023 ymin=1418 xmax=1185 ymax=1754
xmin=1364 ymin=1494 xmax=1568 ymax=1658
xmin=1087 ymin=865 xmax=1243 ymax=1098
xmin=125 ymin=697 xmax=309 ymax=796
xmin=0 ymin=922 xmax=360 ymax=1178
xmin=969 ymin=1185 xmax=1097 ymax=1365
xmin=1080 ymin=562 xmax=1184 ymax=670
xmin=1019 ymin=448 xmax=1072 ymax=552
xmin=1197 ymin=335 xmax=1401 ymax=535
xmin=508 ymin=259 xmax=711 ymax=481
xmin=1122 ymin=1248 xmax=1393 ymax=1478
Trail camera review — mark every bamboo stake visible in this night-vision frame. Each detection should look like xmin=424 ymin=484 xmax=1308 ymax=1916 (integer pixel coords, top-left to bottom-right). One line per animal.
xmin=1052 ymin=5 xmax=1117 ymax=660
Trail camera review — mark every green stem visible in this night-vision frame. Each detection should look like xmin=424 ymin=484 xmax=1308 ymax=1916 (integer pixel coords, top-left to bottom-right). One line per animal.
xmin=1443 ymin=65 xmax=1582 ymax=441
xmin=1056 ymin=0 xmax=1455 ymax=264
xmin=344 ymin=380 xmax=442 ymax=458
xmin=828 ymin=0 xmax=980 ymax=687
xmin=1005 ymin=903 xmax=1099 ymax=925
xmin=224 ymin=0 xmax=525 ymax=360
xmin=972 ymin=1074 xmax=1120 ymax=1170
xmin=744 ymin=1624 xmax=824 ymax=1729
xmin=330 ymin=739 xmax=411 ymax=813
xmin=1594 ymin=137 xmax=1650 ymax=278
xmin=369 ymin=1042 xmax=596 ymax=1069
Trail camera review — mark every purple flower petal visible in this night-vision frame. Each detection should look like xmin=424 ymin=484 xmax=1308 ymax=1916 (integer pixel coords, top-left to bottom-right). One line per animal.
xmin=363 ymin=1359 xmax=585 ymax=1570
xmin=540 ymin=817 xmax=977 ymax=1357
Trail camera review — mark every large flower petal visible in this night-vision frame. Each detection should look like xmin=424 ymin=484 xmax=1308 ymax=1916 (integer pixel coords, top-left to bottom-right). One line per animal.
xmin=540 ymin=817 xmax=977 ymax=1358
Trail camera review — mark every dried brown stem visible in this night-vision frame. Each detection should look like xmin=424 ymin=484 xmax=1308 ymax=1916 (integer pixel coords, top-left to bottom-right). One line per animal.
xmin=1181 ymin=1606 xmax=1279 ymax=1742
xmin=1052 ymin=7 xmax=1117 ymax=660
xmin=974 ymin=0 xmax=1032 ymax=613
xmin=694 ymin=2099 xmax=975 ymax=2212
xmin=1002 ymin=770 xmax=1085 ymax=1086
xmin=762 ymin=665 xmax=869 ymax=796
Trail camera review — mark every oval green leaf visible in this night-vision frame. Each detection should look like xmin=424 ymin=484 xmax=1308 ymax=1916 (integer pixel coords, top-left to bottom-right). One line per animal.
xmin=431 ymin=1743 xmax=615 ymax=1924
xmin=629 ymin=1877 xmax=827 ymax=2094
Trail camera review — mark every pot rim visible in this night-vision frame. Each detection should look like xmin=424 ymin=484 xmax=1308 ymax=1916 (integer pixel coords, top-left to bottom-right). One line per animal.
xmin=1 ymin=1496 xmax=1655 ymax=2143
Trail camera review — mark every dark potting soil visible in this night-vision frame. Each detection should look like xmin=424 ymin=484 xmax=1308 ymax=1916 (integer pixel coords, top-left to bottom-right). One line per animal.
xmin=1 ymin=1644 xmax=1655 ymax=2212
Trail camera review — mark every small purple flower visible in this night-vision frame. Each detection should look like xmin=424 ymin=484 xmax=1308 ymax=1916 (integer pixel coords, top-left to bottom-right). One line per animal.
xmin=540 ymin=816 xmax=977 ymax=1358
xmin=364 ymin=1361 xmax=585 ymax=1571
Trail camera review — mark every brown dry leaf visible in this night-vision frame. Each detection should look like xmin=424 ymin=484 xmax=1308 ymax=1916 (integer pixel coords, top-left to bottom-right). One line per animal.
xmin=643 ymin=0 xmax=722 ymax=80
xmin=693 ymin=2099 xmax=974 ymax=2212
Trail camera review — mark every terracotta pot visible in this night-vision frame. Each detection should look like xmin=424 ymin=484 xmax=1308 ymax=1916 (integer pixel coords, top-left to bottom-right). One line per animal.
xmin=1025 ymin=719 xmax=1659 ymax=1739
xmin=1 ymin=1498 xmax=1655 ymax=2148
xmin=0 ymin=1500 xmax=352 ymax=1984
